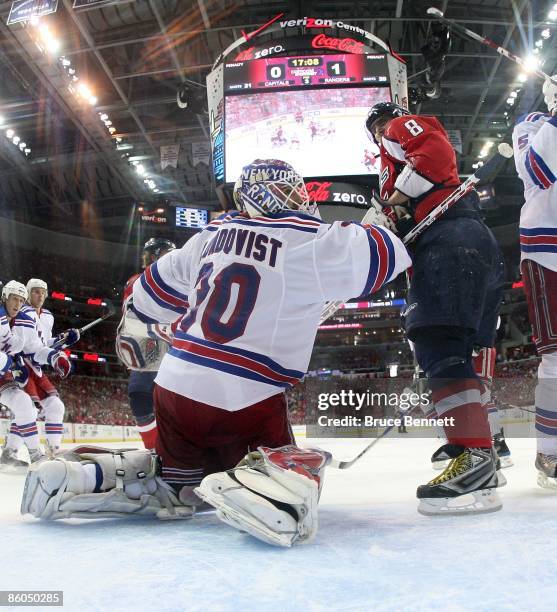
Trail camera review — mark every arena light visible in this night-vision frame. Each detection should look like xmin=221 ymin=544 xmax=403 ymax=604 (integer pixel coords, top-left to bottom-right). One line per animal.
xmin=99 ymin=113 xmax=108 ymax=121
xmin=535 ymin=39 xmax=544 ymax=48
xmin=510 ymin=91 xmax=518 ymax=98
xmin=136 ymin=164 xmax=146 ymax=176
xmin=156 ymin=208 xmax=164 ymax=213
xmin=506 ymin=97 xmax=515 ymax=105
xmin=12 ymin=136 xmax=20 ymax=145
xmin=19 ymin=142 xmax=26 ymax=150
xmin=24 ymin=148 xmax=31 ymax=155
xmin=0 ymin=116 xmax=4 ymax=126
xmin=549 ymin=10 xmax=557 ymax=20
xmin=87 ymin=298 xmax=104 ymax=306
xmin=61 ymin=57 xmax=71 ymax=67
xmin=517 ymin=72 xmax=528 ymax=83
xmin=541 ymin=28 xmax=551 ymax=39
xmin=108 ymin=126 xmax=116 ymax=134
xmin=6 ymin=129 xmax=14 ymax=138
xmin=524 ymin=54 xmax=541 ymax=72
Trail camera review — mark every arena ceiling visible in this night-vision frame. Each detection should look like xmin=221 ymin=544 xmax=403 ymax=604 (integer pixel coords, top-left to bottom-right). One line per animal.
xmin=0 ymin=0 xmax=555 ymax=240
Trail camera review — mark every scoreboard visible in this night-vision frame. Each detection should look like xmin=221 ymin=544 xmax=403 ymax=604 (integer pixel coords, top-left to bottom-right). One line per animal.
xmin=175 ymin=207 xmax=208 ymax=229
xmin=224 ymin=53 xmax=389 ymax=92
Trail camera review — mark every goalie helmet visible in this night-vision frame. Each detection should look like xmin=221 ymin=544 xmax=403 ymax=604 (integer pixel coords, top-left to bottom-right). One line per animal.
xmin=233 ymin=159 xmax=315 ymax=218
xmin=2 ymin=280 xmax=28 ymax=302
xmin=26 ymin=278 xmax=48 ymax=296
xmin=543 ymin=76 xmax=557 ymax=113
xmin=365 ymin=102 xmax=410 ymax=145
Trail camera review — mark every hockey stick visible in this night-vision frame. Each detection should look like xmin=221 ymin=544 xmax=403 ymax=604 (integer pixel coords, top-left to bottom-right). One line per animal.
xmin=319 ymin=143 xmax=514 ymax=324
xmin=78 ymin=306 xmax=115 ymax=334
xmin=427 ymin=7 xmax=557 ymax=86
xmin=328 ymin=424 xmax=396 ymax=469
xmin=402 ymin=142 xmax=513 ymax=244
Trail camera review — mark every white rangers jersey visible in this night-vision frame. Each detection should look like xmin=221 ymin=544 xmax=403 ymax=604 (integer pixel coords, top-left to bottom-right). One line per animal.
xmin=133 ymin=210 xmax=411 ymax=410
xmin=512 ymin=112 xmax=557 ymax=271
xmin=37 ymin=308 xmax=55 ymax=347
xmin=12 ymin=305 xmax=55 ymax=374
xmin=0 ymin=305 xmax=24 ymax=376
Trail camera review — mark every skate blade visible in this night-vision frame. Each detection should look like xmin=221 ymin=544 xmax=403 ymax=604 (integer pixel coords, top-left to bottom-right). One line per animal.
xmin=195 ymin=485 xmax=294 ymax=547
xmin=499 ymin=456 xmax=513 ymax=469
xmin=431 ymin=459 xmax=449 ymax=471
xmin=537 ymin=471 xmax=557 ymax=490
xmin=418 ymin=488 xmax=502 ymax=516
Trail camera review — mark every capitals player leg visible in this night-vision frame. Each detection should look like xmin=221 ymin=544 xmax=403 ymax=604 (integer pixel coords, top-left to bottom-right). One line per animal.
xmin=406 ymin=217 xmax=505 ymax=515
xmin=521 ymin=260 xmax=557 ymax=488
xmin=128 ymin=371 xmax=157 ymax=450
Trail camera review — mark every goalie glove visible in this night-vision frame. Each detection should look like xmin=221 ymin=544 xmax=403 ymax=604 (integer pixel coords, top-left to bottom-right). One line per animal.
xmin=47 ymin=350 xmax=72 ymax=379
xmin=51 ymin=328 xmax=80 ymax=350
xmin=361 ymin=193 xmax=397 ymax=233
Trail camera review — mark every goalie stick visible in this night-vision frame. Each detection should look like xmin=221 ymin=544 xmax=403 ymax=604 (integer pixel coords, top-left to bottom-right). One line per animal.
xmin=319 ymin=143 xmax=514 ymax=324
xmin=427 ymin=7 xmax=557 ymax=87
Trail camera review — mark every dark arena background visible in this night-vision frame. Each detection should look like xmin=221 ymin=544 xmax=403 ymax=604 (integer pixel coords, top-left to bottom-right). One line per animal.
xmin=0 ymin=1 xmax=556 ymax=610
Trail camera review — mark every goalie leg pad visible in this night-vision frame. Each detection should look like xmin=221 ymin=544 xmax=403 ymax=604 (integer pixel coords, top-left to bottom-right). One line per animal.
xmin=21 ymin=449 xmax=194 ymax=521
xmin=196 ymin=445 xmax=330 ymax=547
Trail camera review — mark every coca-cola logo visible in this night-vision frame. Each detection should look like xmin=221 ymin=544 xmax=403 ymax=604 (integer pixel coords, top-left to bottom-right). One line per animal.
xmin=306 ymin=181 xmax=369 ymax=205
xmin=306 ymin=181 xmax=332 ymax=202
xmin=311 ymin=33 xmax=365 ymax=54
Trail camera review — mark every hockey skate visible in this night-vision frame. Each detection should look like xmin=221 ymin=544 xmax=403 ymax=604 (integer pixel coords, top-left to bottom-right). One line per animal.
xmin=431 ymin=442 xmax=507 ymax=487
xmin=493 ymin=430 xmax=513 ymax=468
xmin=535 ymin=453 xmax=557 ymax=490
xmin=0 ymin=447 xmax=29 ymax=472
xmin=418 ymin=446 xmax=502 ymax=516
xmin=431 ymin=443 xmax=454 ymax=470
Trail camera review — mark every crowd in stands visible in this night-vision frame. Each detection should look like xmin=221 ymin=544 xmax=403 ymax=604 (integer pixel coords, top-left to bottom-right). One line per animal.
xmin=55 ymin=377 xmax=133 ymax=426
xmin=1 ymin=245 xmax=135 ymax=301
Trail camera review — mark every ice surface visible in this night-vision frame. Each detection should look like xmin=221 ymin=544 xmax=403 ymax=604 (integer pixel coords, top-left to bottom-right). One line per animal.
xmin=1 ymin=436 xmax=556 ymax=612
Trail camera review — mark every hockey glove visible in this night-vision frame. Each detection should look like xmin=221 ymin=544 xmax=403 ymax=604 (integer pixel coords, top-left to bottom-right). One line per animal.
xmin=11 ymin=356 xmax=29 ymax=387
xmin=361 ymin=194 xmax=397 ymax=233
xmin=48 ymin=350 xmax=73 ymax=379
xmin=51 ymin=328 xmax=80 ymax=350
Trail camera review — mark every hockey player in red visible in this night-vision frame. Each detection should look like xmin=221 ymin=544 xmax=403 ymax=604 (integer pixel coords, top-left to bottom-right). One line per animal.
xmin=21 ymin=159 xmax=411 ymax=547
xmin=116 ymin=238 xmax=176 ymax=449
xmin=366 ymin=102 xmax=506 ymax=515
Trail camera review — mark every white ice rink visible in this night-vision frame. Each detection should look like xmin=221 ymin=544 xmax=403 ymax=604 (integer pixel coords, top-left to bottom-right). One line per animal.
xmin=1 ymin=436 xmax=556 ymax=612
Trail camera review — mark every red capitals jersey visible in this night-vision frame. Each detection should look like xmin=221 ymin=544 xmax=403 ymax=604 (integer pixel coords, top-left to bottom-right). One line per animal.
xmin=379 ymin=115 xmax=461 ymax=223
xmin=123 ymin=273 xmax=141 ymax=303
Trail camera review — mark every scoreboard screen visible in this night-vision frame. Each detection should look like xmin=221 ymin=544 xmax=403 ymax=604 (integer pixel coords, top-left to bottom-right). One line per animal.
xmin=175 ymin=207 xmax=208 ymax=229
xmin=224 ymin=53 xmax=389 ymax=92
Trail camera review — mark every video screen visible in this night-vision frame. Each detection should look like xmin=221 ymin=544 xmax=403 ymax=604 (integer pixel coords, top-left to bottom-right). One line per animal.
xmin=224 ymin=86 xmax=390 ymax=182
xmin=175 ymin=207 xmax=208 ymax=229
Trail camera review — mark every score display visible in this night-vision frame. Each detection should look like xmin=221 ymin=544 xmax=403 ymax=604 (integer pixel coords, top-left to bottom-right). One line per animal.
xmin=175 ymin=207 xmax=208 ymax=229
xmin=224 ymin=53 xmax=389 ymax=92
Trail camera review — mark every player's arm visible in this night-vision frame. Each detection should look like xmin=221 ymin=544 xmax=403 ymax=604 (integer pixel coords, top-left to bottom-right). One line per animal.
xmin=132 ymin=240 xmax=193 ymax=325
xmin=525 ymin=115 xmax=557 ymax=190
xmin=312 ymin=222 xmax=412 ymax=302
xmin=12 ymin=313 xmax=71 ymax=377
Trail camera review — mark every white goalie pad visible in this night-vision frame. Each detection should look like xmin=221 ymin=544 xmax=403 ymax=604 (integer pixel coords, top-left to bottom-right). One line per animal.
xmin=21 ymin=447 xmax=194 ymax=521
xmin=196 ymin=445 xmax=331 ymax=547
xmin=115 ymin=297 xmax=171 ymax=371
